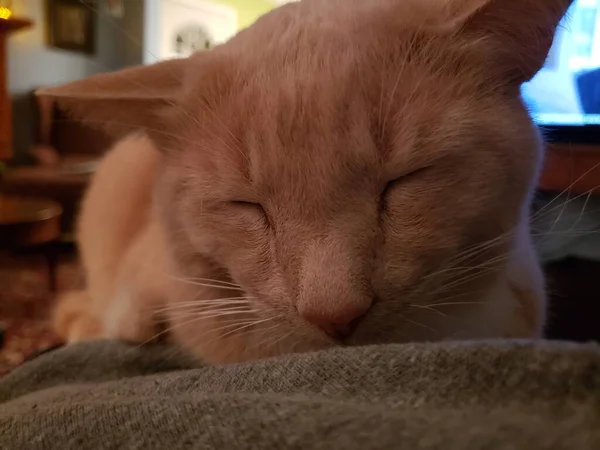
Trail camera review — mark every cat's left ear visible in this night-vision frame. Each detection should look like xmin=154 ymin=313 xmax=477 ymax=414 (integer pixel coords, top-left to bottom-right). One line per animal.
xmin=36 ymin=57 xmax=190 ymax=137
xmin=455 ymin=0 xmax=574 ymax=84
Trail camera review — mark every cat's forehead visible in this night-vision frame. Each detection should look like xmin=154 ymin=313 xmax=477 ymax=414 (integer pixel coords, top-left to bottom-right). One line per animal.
xmin=181 ymin=34 xmax=486 ymax=187
xmin=203 ymin=28 xmax=484 ymax=167
xmin=175 ymin=0 xmax=545 ymax=201
xmin=229 ymin=0 xmax=491 ymax=66
xmin=191 ymin=59 xmax=492 ymax=206
xmin=208 ymin=0 xmax=485 ymax=121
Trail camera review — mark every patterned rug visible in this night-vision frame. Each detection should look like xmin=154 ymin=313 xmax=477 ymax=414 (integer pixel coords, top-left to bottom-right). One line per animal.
xmin=0 ymin=249 xmax=82 ymax=374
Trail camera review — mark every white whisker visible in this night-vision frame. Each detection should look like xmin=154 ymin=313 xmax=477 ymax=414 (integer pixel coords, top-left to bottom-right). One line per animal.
xmin=181 ymin=277 xmax=242 ymax=288
xmin=428 ymin=301 xmax=488 ymax=308
xmin=403 ymin=317 xmax=436 ymax=333
xmin=163 ymin=272 xmax=243 ymax=290
xmin=165 ymin=309 xmax=259 ymax=320
xmin=186 ymin=317 xmax=278 ymax=351
xmin=408 ymin=304 xmax=449 ymax=317
xmin=139 ymin=314 xmax=267 ymax=349
xmin=154 ymin=298 xmax=254 ymax=313
xmin=531 ymin=161 xmax=600 ymax=220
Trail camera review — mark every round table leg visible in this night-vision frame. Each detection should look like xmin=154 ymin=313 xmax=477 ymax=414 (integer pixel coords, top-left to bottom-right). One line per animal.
xmin=45 ymin=243 xmax=59 ymax=293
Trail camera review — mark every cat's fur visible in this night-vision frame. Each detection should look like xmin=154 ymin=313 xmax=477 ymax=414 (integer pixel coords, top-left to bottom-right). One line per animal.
xmin=46 ymin=0 xmax=573 ymax=363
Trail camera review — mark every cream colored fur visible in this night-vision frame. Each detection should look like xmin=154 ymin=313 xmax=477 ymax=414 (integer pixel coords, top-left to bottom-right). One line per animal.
xmin=47 ymin=0 xmax=573 ymax=363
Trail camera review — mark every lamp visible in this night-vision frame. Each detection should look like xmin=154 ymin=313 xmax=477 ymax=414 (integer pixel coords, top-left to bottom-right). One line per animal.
xmin=0 ymin=1 xmax=11 ymax=20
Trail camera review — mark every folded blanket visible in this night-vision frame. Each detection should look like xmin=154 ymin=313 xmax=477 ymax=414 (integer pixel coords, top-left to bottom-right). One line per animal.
xmin=1 ymin=340 xmax=600 ymax=449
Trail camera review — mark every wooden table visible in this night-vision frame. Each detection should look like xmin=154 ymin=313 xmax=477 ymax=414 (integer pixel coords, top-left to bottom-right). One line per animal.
xmin=0 ymin=194 xmax=63 ymax=291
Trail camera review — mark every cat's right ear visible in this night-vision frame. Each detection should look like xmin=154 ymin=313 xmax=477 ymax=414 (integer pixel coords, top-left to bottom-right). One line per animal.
xmin=36 ymin=57 xmax=189 ymax=138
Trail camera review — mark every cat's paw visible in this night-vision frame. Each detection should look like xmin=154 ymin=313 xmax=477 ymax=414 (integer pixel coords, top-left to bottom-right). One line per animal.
xmin=52 ymin=291 xmax=103 ymax=343
xmin=103 ymin=289 xmax=159 ymax=343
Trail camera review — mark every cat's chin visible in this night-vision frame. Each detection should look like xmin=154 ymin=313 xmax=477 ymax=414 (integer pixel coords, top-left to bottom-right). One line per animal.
xmin=165 ymin=316 xmax=333 ymax=364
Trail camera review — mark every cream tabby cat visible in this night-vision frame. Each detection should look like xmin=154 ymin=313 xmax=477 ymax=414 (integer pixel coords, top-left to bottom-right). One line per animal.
xmin=47 ymin=0 xmax=572 ymax=363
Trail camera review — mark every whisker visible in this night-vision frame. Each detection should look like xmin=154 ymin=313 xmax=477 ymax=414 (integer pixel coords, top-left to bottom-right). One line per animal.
xmin=187 ymin=317 xmax=278 ymax=351
xmin=449 ymin=231 xmax=512 ymax=266
xmin=154 ymin=306 xmax=256 ymax=317
xmin=252 ymin=323 xmax=288 ymax=353
xmin=403 ymin=317 xmax=436 ymax=333
xmin=532 ymin=230 xmax=600 ymax=237
xmin=426 ymin=256 xmax=507 ymax=298
xmin=168 ymin=279 xmax=244 ymax=291
xmin=264 ymin=331 xmax=289 ymax=352
xmin=179 ymin=277 xmax=242 ymax=289
xmin=164 ymin=309 xmax=260 ymax=320
xmin=154 ymin=298 xmax=254 ymax=312
xmin=408 ymin=303 xmax=449 ymax=317
xmin=428 ymin=301 xmax=488 ymax=308
xmin=164 ymin=271 xmax=243 ymax=289
xmin=153 ymin=316 xmax=276 ymax=364
xmin=531 ymin=161 xmax=600 ymax=219
xmin=539 ymin=189 xmax=576 ymax=246
xmin=531 ymin=189 xmax=594 ymax=223
xmin=421 ymin=260 xmax=504 ymax=282
xmin=139 ymin=314 xmax=267 ymax=349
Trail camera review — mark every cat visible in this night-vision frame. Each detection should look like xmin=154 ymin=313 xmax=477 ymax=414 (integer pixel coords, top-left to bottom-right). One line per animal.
xmin=46 ymin=0 xmax=573 ymax=364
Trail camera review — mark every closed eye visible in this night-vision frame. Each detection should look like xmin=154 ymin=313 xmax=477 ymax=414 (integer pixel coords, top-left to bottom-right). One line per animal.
xmin=231 ymin=201 xmax=272 ymax=228
xmin=231 ymin=200 xmax=261 ymax=208
xmin=380 ymin=166 xmax=430 ymax=209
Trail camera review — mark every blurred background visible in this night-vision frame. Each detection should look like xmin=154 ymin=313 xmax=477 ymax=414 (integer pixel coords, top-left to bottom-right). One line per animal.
xmin=0 ymin=0 xmax=293 ymax=373
xmin=0 ymin=0 xmax=599 ymax=374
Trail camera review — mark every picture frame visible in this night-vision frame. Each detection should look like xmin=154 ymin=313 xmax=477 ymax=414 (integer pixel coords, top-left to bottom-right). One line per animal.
xmin=145 ymin=0 xmax=237 ymax=64
xmin=45 ymin=0 xmax=96 ymax=55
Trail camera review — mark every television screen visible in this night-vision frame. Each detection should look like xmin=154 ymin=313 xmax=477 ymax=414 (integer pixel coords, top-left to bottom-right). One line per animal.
xmin=523 ymin=0 xmax=600 ymax=127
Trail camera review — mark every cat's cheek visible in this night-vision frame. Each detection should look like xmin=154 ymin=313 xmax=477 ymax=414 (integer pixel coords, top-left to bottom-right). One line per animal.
xmin=194 ymin=214 xmax=271 ymax=273
xmin=211 ymin=211 xmax=271 ymax=249
xmin=181 ymin=207 xmax=266 ymax=251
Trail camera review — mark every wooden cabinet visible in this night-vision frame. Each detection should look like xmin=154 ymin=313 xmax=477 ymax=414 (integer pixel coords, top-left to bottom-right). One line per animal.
xmin=539 ymin=143 xmax=600 ymax=194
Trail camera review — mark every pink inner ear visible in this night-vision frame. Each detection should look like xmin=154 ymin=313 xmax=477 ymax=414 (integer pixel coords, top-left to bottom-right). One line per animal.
xmin=35 ymin=57 xmax=190 ymax=138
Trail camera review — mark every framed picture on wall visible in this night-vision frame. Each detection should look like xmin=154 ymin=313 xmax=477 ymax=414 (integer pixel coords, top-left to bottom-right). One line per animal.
xmin=45 ymin=0 xmax=96 ymax=55
xmin=145 ymin=0 xmax=237 ymax=63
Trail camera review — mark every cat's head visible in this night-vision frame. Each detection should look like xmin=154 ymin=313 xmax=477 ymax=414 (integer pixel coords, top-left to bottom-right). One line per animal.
xmin=42 ymin=0 xmax=572 ymax=361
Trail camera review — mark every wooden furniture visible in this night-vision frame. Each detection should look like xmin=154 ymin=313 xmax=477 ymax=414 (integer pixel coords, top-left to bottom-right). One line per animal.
xmin=2 ymin=91 xmax=113 ymax=234
xmin=539 ymin=143 xmax=600 ymax=194
xmin=0 ymin=194 xmax=63 ymax=291
xmin=0 ymin=16 xmax=34 ymax=160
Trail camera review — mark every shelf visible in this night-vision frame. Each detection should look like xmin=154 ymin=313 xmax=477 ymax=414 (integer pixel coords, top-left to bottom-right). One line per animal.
xmin=0 ymin=17 xmax=33 ymax=34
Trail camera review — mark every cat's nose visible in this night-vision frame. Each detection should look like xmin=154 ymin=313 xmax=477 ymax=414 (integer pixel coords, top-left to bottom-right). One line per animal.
xmin=300 ymin=305 xmax=369 ymax=340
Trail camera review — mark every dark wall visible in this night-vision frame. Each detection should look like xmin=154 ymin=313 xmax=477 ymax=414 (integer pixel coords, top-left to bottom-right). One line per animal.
xmin=8 ymin=0 xmax=145 ymax=160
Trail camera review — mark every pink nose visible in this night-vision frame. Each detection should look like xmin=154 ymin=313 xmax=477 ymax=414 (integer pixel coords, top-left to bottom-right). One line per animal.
xmin=301 ymin=305 xmax=369 ymax=340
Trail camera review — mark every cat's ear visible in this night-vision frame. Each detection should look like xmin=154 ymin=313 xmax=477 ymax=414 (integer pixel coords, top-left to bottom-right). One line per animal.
xmin=455 ymin=0 xmax=574 ymax=83
xmin=35 ymin=57 xmax=188 ymax=137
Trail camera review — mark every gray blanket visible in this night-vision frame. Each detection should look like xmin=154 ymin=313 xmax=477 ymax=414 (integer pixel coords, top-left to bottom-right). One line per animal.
xmin=1 ymin=340 xmax=600 ymax=449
